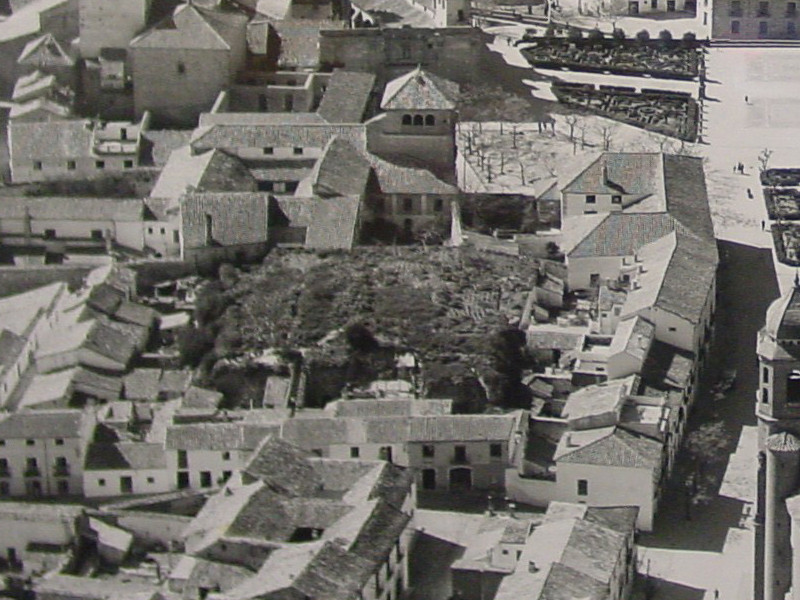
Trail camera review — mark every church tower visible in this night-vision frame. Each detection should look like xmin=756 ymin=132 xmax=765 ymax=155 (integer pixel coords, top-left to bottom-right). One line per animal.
xmin=756 ymin=278 xmax=800 ymax=600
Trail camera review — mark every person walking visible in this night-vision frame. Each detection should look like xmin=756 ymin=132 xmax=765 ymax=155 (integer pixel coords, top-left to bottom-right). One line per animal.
xmin=745 ymin=95 xmax=749 ymax=104
xmin=714 ymin=589 xmax=719 ymax=600
xmin=762 ymin=220 xmax=766 ymax=230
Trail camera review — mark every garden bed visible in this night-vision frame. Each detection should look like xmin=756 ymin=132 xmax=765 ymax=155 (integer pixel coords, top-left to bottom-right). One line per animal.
xmin=761 ymin=168 xmax=800 ymax=187
xmin=552 ymin=84 xmax=698 ymax=141
xmin=772 ymin=223 xmax=800 ymax=266
xmin=520 ymin=38 xmax=701 ymax=80
xmin=764 ymin=188 xmax=800 ymax=220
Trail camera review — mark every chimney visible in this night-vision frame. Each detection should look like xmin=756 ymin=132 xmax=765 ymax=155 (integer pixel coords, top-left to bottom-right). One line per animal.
xmin=602 ymin=163 xmax=609 ymax=185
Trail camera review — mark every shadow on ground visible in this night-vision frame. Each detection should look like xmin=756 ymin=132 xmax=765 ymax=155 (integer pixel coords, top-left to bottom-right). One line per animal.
xmin=634 ymin=574 xmax=706 ymax=600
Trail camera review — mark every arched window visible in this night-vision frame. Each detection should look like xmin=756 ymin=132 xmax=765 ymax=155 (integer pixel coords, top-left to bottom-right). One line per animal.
xmin=413 ymin=115 xmax=424 ymax=126
xmin=425 ymin=114 xmax=435 ymax=126
xmin=402 ymin=114 xmax=412 ymax=125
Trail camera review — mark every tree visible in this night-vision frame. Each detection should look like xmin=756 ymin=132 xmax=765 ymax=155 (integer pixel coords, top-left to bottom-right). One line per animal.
xmin=635 ymin=29 xmax=650 ymax=43
xmin=758 ymin=148 xmax=774 ymax=173
xmin=597 ymin=122 xmax=618 ymax=151
xmin=587 ymin=28 xmax=604 ymax=43
xmin=178 ymin=325 xmax=216 ymax=368
xmin=684 ymin=421 xmax=730 ymax=504
xmin=195 ymin=281 xmax=227 ymax=327
xmin=612 ymin=27 xmax=626 ymax=40
xmin=567 ymin=27 xmax=583 ymax=41
xmin=658 ymin=29 xmax=673 ymax=40
xmin=218 ymin=263 xmax=239 ymax=290
xmin=682 ymin=31 xmax=697 ymax=43
xmin=486 ymin=328 xmax=530 ymax=407
xmin=565 ymin=114 xmax=580 ymax=142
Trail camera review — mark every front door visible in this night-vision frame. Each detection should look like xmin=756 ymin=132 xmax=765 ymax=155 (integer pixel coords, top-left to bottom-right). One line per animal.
xmin=121 ymin=476 xmax=133 ymax=494
xmin=422 ymin=469 xmax=437 ymax=490
xmin=629 ymin=0 xmax=639 ymax=12
xmin=177 ymin=472 xmax=190 ymax=489
xmin=449 ymin=467 xmax=472 ymax=491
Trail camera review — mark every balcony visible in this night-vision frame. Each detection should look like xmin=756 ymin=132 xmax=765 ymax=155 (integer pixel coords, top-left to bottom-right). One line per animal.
xmin=53 ymin=465 xmax=70 ymax=477
xmin=24 ymin=467 xmax=41 ymax=477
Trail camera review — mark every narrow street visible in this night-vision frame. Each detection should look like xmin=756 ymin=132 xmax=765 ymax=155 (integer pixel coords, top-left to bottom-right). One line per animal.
xmin=638 ymin=240 xmax=780 ymax=600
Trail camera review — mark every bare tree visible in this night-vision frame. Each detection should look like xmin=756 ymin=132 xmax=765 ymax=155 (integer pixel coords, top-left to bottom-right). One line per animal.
xmin=597 ymin=123 xmax=618 ymax=151
xmin=565 ymin=114 xmax=580 ymax=142
xmin=758 ymin=148 xmax=774 ymax=173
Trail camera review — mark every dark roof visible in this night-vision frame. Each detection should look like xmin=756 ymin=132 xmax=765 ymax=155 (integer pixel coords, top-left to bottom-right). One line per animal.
xmin=568 ymin=213 xmax=678 ymax=258
xmin=166 ymin=422 xmax=249 ymax=451
xmin=562 ymin=152 xmax=661 ymax=196
xmin=243 ymin=436 xmax=321 ymax=496
xmin=184 ymin=558 xmax=253 ymax=597
xmin=583 ymin=506 xmax=638 ymax=535
xmin=183 ymin=385 xmax=223 ymax=409
xmin=662 ymin=154 xmax=715 ymax=241
xmin=72 ymin=367 xmax=123 ymax=401
xmin=141 ymin=130 xmax=193 ymax=167
xmin=85 ymin=442 xmax=166 ymax=470
xmin=292 ymin=541 xmax=376 ymax=600
xmin=369 ymin=462 xmax=415 ymax=509
xmin=270 ymin=196 xmax=360 ymax=249
xmin=540 ymin=562 xmax=608 ymax=600
xmin=114 ymin=302 xmax=158 ymax=328
xmin=84 ymin=321 xmax=138 ymax=367
xmin=317 ymin=71 xmax=376 ymax=124
xmin=407 ymin=415 xmax=517 ymax=442
xmin=641 ymin=340 xmax=695 ymax=391
xmin=0 ymin=328 xmax=25 ymax=371
xmin=0 ymin=409 xmax=88 ymax=439
xmin=123 ymin=369 xmax=161 ymax=400
xmin=180 ymin=192 xmax=269 ymax=249
xmin=88 ymin=284 xmax=124 ymax=316
xmin=313 ymin=137 xmax=372 ymax=197
xmin=350 ymin=501 xmax=411 ymax=563
xmin=656 ymin=231 xmax=717 ymax=323
xmin=273 ymin=19 xmax=328 ymax=69
xmin=561 ymin=518 xmax=626 ymax=583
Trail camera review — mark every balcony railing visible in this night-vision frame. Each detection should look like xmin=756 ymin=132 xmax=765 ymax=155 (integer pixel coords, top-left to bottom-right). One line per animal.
xmin=24 ymin=467 xmax=41 ymax=477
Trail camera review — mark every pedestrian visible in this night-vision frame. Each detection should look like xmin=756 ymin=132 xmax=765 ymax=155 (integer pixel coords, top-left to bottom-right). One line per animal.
xmin=714 ymin=590 xmax=719 ymax=600
xmin=748 ymin=188 xmax=753 ymax=199
xmin=733 ymin=164 xmax=737 ymax=173
xmin=762 ymin=220 xmax=766 ymax=230
xmin=745 ymin=95 xmax=749 ymax=104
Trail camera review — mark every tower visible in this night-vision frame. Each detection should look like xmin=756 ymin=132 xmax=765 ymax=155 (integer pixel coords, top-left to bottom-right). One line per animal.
xmin=756 ymin=279 xmax=800 ymax=600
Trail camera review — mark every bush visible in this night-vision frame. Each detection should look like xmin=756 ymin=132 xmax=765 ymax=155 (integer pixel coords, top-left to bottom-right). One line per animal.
xmin=682 ymin=31 xmax=697 ymax=41
xmin=345 ymin=323 xmax=380 ymax=353
xmin=612 ymin=28 xmax=626 ymax=40
xmin=635 ymin=29 xmax=650 ymax=42
xmin=587 ymin=28 xmax=604 ymax=42
xmin=658 ymin=29 xmax=673 ymax=41
xmin=195 ymin=281 xmax=227 ymax=327
xmin=567 ymin=27 xmax=583 ymax=41
xmin=218 ymin=263 xmax=239 ymax=290
xmin=178 ymin=326 xmax=216 ymax=368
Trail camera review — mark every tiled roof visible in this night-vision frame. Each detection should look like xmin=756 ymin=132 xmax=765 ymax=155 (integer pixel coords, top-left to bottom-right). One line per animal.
xmin=191 ymin=122 xmax=368 ymax=154
xmin=12 ymin=69 xmax=57 ymax=102
xmin=166 ymin=422 xmax=251 ymax=451
xmin=273 ymin=19 xmax=332 ymax=69
xmin=114 ymin=302 xmax=157 ymax=328
xmin=327 ymin=398 xmax=452 ymax=418
xmin=17 ymin=368 xmax=74 ymax=409
xmin=17 ymin=32 xmax=74 ymax=66
xmin=183 ymin=385 xmax=223 ymax=409
xmin=381 ymin=66 xmax=459 ymax=111
xmin=242 ymin=436 xmax=321 ymax=496
xmin=562 ymin=152 xmax=662 ymax=196
xmin=560 ymin=518 xmax=626 ymax=583
xmin=71 ymin=367 xmax=123 ymax=401
xmin=291 ymin=541 xmax=376 ymax=600
xmin=662 ymin=154 xmax=715 ymax=241
xmin=368 ymin=152 xmax=458 ymax=195
xmin=9 ymin=97 xmax=71 ymax=120
xmin=350 ymin=501 xmax=411 ymax=563
xmin=32 ymin=575 xmax=157 ymax=600
xmin=562 ymin=377 xmax=633 ymax=423
xmin=568 ymin=212 xmax=678 ymax=258
xmin=182 ymin=557 xmax=253 ymax=597
xmin=0 ymin=196 xmax=144 ymax=222
xmin=9 ymin=119 xmax=93 ymax=161
xmin=317 ymin=71 xmax=376 ymax=124
xmin=123 ymin=369 xmax=161 ymax=400
xmin=539 ymin=562 xmax=607 ymax=600
xmin=130 ymin=3 xmax=238 ymax=50
xmin=583 ymin=506 xmax=638 ymax=535
xmin=84 ymin=320 xmax=139 ymax=367
xmin=655 ymin=230 xmax=718 ymax=324
xmin=558 ymin=427 xmax=662 ymax=470
xmin=85 ymin=441 xmax=167 ymax=470
xmin=280 ymin=417 xmax=350 ymax=448
xmin=87 ymin=283 xmax=124 ymax=315
xmin=140 ymin=130 xmax=194 ymax=168
xmin=610 ymin=315 xmax=655 ymax=362
xmin=150 ymin=146 xmax=256 ymax=200
xmin=407 ymin=414 xmax=517 ymax=442
xmin=526 ymin=327 xmax=584 ymax=352
xmin=0 ymin=328 xmax=25 ymax=371
xmin=180 ymin=191 xmax=269 ymax=249
xmin=246 ymin=18 xmax=274 ymax=53
xmin=0 ymin=409 xmax=88 ymax=439
xmin=270 ymin=196 xmax=361 ymax=249
xmin=312 ymin=137 xmax=372 ymax=197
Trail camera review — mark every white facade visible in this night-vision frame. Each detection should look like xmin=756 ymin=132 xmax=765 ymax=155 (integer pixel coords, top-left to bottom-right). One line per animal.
xmin=83 ymin=468 xmax=170 ymax=497
xmin=79 ymin=0 xmax=152 ymax=58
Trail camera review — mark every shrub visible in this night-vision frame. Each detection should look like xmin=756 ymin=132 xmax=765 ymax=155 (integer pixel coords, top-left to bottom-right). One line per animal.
xmin=682 ymin=31 xmax=697 ymax=41
xmin=345 ymin=323 xmax=380 ymax=353
xmin=195 ymin=281 xmax=227 ymax=327
xmin=635 ymin=29 xmax=651 ymax=42
xmin=658 ymin=29 xmax=673 ymax=41
xmin=567 ymin=27 xmax=583 ymax=41
xmin=612 ymin=28 xmax=626 ymax=40
xmin=587 ymin=28 xmax=604 ymax=42
xmin=178 ymin=326 xmax=216 ymax=368
xmin=218 ymin=263 xmax=239 ymax=290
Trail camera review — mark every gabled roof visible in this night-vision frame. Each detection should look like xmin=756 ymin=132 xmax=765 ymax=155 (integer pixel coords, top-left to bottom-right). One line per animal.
xmin=9 ymin=119 xmax=93 ymax=161
xmin=317 ymin=70 xmax=376 ymax=124
xmin=84 ymin=320 xmax=138 ymax=367
xmin=180 ymin=191 xmax=269 ymax=249
xmin=270 ymin=196 xmax=361 ymax=250
xmin=242 ymin=436 xmax=320 ymax=495
xmin=407 ymin=414 xmax=518 ymax=442
xmin=312 ymin=137 xmax=372 ymax=197
xmin=9 ymin=96 xmax=71 ymax=120
xmin=0 ymin=409 xmax=90 ymax=439
xmin=273 ymin=19 xmax=338 ymax=69
xmin=561 ymin=152 xmax=662 ymax=197
xmin=368 ymin=152 xmax=458 ymax=195
xmin=130 ymin=3 xmax=239 ymax=50
xmin=12 ymin=69 xmax=57 ymax=102
xmin=0 ymin=197 xmax=143 ymax=222
xmin=17 ymin=32 xmax=75 ymax=66
xmin=0 ymin=328 xmax=25 ymax=371
xmin=166 ymin=422 xmax=275 ymax=451
xmin=557 ymin=427 xmax=662 ymax=470
xmin=662 ymin=154 xmax=716 ymax=240
xmin=190 ymin=122 xmax=368 ymax=154
xmin=0 ymin=0 xmax=72 ymax=43
xmin=568 ymin=212 xmax=678 ymax=258
xmin=654 ymin=230 xmax=717 ymax=323
xmin=381 ymin=66 xmax=459 ymax=111
xmin=85 ymin=441 xmax=167 ymax=470
xmin=150 ymin=146 xmax=256 ymax=200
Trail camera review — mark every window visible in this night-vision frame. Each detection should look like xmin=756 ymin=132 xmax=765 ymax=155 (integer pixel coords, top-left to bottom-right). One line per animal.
xmin=422 ymin=444 xmax=435 ymax=458
xmin=401 ymin=44 xmax=411 ymax=59
xmin=668 ymin=327 xmax=677 ymax=332
xmin=124 ymin=160 xmax=133 ymax=169
xmin=177 ymin=62 xmax=186 ymax=75
xmin=425 ymin=115 xmax=435 ymax=126
xmin=33 ymin=161 xmax=42 ymax=170
xmin=790 ymin=21 xmax=797 ymax=35
xmin=200 ymin=471 xmax=212 ymax=487
xmin=222 ymin=471 xmax=232 ymax=482
xmin=95 ymin=160 xmax=105 ymax=169
xmin=433 ymin=198 xmax=444 ymax=212
xmin=730 ymin=0 xmax=742 ymax=13
xmin=55 ymin=438 xmax=64 ymax=446
xmin=258 ymin=181 xmax=274 ymax=191
xmin=147 ymin=227 xmax=154 ymax=235
xmin=160 ymin=228 xmax=166 ymax=235
xmin=763 ymin=367 xmax=770 ymax=384
xmin=263 ymin=147 xmax=274 ymax=155
xmin=454 ymin=445 xmax=467 ymax=463
xmin=350 ymin=447 xmax=360 ymax=458
xmin=67 ymin=160 xmax=76 ymax=170
xmin=402 ymin=197 xmax=413 ymax=214
xmin=490 ymin=443 xmax=503 ymax=458
xmin=293 ymin=147 xmax=303 ymax=155
xmin=577 ymin=479 xmax=588 ymax=496
xmin=789 ymin=0 xmax=797 ymax=14
xmin=0 ymin=481 xmax=8 ymax=496
xmin=57 ymin=480 xmax=69 ymax=495
xmin=402 ymin=114 xmax=412 ymax=125
xmin=91 ymin=229 xmax=103 ymax=241
xmin=760 ymin=20 xmax=769 ymax=34
xmin=147 ymin=477 xmax=155 ymax=484
xmin=178 ymin=450 xmax=188 ymax=469
xmin=379 ymin=446 xmax=393 ymax=462
xmin=584 ymin=210 xmax=597 ymax=215
xmin=0 ymin=440 xmax=5 ymax=446
xmin=26 ymin=439 xmax=35 ymax=446
xmin=612 ymin=195 xmax=622 ymax=204
xmin=762 ymin=388 xmax=769 ymax=403
xmin=222 ymin=451 xmax=231 ymax=461
xmin=173 ymin=231 xmax=180 ymax=244
xmin=731 ymin=20 xmax=741 ymax=32
xmin=758 ymin=0 xmax=769 ymax=14
xmin=413 ymin=115 xmax=424 ymax=126
xmin=312 ymin=449 xmax=323 ymax=457
xmin=585 ymin=195 xmax=596 ymax=204
xmin=0 ymin=458 xmax=8 ymax=475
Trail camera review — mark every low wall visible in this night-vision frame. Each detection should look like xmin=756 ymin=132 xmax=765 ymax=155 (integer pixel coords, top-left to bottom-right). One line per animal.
xmin=0 ymin=265 xmax=91 ymax=297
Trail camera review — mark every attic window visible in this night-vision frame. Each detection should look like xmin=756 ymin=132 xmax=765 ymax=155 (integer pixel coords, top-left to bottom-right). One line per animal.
xmin=612 ymin=195 xmax=622 ymax=204
xmin=263 ymin=147 xmax=274 ymax=155
xmin=293 ymin=147 xmax=303 ymax=155
xmin=586 ymin=195 xmax=596 ymax=204
xmin=177 ymin=62 xmax=186 ymax=75
xmin=55 ymin=438 xmax=64 ymax=446
xmin=290 ymin=527 xmax=324 ymax=542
